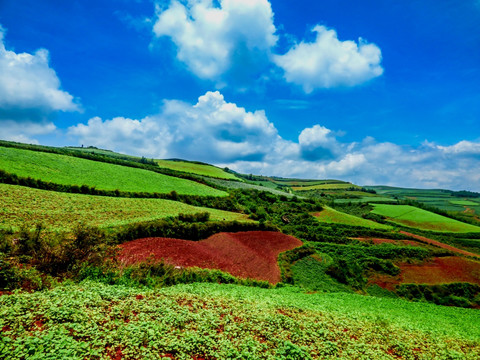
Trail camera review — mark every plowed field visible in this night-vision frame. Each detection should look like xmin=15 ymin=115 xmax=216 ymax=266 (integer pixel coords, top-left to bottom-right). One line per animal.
xmin=119 ymin=231 xmax=302 ymax=284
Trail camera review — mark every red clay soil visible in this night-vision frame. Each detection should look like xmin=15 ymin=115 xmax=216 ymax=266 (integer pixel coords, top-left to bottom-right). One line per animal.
xmin=400 ymin=231 xmax=479 ymax=258
xmin=370 ymin=256 xmax=480 ymax=291
xmin=119 ymin=231 xmax=303 ymax=284
xmin=354 ymin=238 xmax=425 ymax=247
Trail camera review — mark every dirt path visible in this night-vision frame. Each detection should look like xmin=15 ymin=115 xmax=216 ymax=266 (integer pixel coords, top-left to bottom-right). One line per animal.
xmin=400 ymin=231 xmax=479 ymax=258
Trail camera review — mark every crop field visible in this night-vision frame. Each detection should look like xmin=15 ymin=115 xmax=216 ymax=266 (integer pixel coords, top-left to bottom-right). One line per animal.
xmin=1 ymin=281 xmax=479 ymax=359
xmin=313 ymin=207 xmax=392 ymax=230
xmin=272 ymin=179 xmax=347 ymax=187
xmin=371 ymin=204 xmax=480 ymax=232
xmin=0 ymin=146 xmax=226 ymax=196
xmin=64 ymin=146 xmax=142 ymax=161
xmin=199 ymin=176 xmax=295 ymax=197
xmin=451 ymin=200 xmax=479 ymax=206
xmin=334 ymin=196 xmax=397 ymax=204
xmin=119 ymin=232 xmax=302 ymax=284
xmin=0 ymin=184 xmax=248 ymax=233
xmin=293 ymin=183 xmax=361 ymax=191
xmin=156 ymin=159 xmax=240 ymax=180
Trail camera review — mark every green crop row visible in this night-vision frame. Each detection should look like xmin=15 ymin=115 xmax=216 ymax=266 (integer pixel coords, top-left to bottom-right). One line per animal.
xmin=1 ymin=281 xmax=479 ymax=359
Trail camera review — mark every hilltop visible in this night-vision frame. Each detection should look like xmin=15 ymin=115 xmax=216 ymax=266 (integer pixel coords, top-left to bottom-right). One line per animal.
xmin=1 ymin=140 xmax=480 ymax=359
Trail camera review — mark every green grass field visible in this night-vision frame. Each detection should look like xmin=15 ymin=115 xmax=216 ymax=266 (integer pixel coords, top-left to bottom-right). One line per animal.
xmin=314 ymin=207 xmax=392 ymax=230
xmin=450 ymin=200 xmax=479 ymax=206
xmin=293 ymin=183 xmax=361 ymax=191
xmin=0 ymin=184 xmax=248 ymax=233
xmin=0 ymin=146 xmax=226 ymax=196
xmin=273 ymin=179 xmax=347 ymax=187
xmin=1 ymin=281 xmax=478 ymax=359
xmin=156 ymin=159 xmax=239 ymax=180
xmin=334 ymin=196 xmax=397 ymax=204
xmin=371 ymin=204 xmax=480 ymax=233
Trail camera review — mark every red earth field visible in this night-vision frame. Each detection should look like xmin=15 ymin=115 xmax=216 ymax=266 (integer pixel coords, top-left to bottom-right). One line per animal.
xmin=371 ymin=256 xmax=480 ymax=290
xmin=119 ymin=231 xmax=302 ymax=284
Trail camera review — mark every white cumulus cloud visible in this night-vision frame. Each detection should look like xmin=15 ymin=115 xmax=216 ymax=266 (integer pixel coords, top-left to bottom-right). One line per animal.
xmin=0 ymin=26 xmax=79 ymax=113
xmin=273 ymin=25 xmax=383 ymax=92
xmin=152 ymin=0 xmax=277 ymax=83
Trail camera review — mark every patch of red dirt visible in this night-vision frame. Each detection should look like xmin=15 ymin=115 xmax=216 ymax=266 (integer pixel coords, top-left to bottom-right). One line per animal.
xmin=400 ymin=231 xmax=479 ymax=258
xmin=399 ymin=257 xmax=480 ymax=285
xmin=370 ymin=256 xmax=480 ymax=290
xmin=354 ymin=238 xmax=425 ymax=247
xmin=119 ymin=231 xmax=302 ymax=284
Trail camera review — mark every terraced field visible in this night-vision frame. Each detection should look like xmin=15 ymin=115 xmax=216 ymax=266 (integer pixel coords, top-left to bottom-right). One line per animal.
xmin=156 ymin=159 xmax=239 ymax=180
xmin=0 ymin=146 xmax=226 ymax=196
xmin=313 ymin=207 xmax=392 ymax=229
xmin=1 ymin=281 xmax=479 ymax=359
xmin=0 ymin=184 xmax=248 ymax=232
xmin=293 ymin=183 xmax=361 ymax=191
xmin=371 ymin=204 xmax=480 ymax=233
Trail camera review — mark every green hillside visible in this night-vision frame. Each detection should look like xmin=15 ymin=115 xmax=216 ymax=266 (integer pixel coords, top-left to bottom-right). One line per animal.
xmin=0 ymin=146 xmax=226 ymax=196
xmin=371 ymin=204 xmax=480 ymax=233
xmin=314 ymin=206 xmax=392 ymax=230
xmin=1 ymin=281 xmax=478 ymax=359
xmin=156 ymin=159 xmax=239 ymax=180
xmin=0 ymin=183 xmax=249 ymax=233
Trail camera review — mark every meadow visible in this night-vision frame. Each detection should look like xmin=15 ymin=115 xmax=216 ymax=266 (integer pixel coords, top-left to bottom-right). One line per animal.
xmin=0 ymin=184 xmax=248 ymax=233
xmin=156 ymin=159 xmax=239 ymax=180
xmin=371 ymin=204 xmax=480 ymax=232
xmin=293 ymin=183 xmax=361 ymax=191
xmin=1 ymin=281 xmax=478 ymax=359
xmin=314 ymin=207 xmax=392 ymax=230
xmin=0 ymin=146 xmax=226 ymax=196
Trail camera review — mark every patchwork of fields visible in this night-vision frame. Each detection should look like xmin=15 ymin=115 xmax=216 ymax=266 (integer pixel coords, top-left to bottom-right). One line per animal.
xmin=371 ymin=204 xmax=480 ymax=232
xmin=0 ymin=183 xmax=248 ymax=232
xmin=156 ymin=159 xmax=239 ymax=180
xmin=313 ymin=207 xmax=392 ymax=229
xmin=0 ymin=146 xmax=226 ymax=196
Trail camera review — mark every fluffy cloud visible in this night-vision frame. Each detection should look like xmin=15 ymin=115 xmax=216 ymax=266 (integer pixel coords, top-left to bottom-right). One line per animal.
xmin=0 ymin=27 xmax=79 ymax=115
xmin=152 ymin=0 xmax=277 ymax=82
xmin=68 ymin=91 xmax=480 ymax=191
xmin=68 ymin=91 xmax=284 ymax=163
xmin=0 ymin=25 xmax=79 ymax=143
xmin=273 ymin=25 xmax=383 ymax=92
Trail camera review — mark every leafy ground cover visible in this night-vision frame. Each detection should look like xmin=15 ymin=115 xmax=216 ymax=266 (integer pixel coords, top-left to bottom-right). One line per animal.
xmin=371 ymin=204 xmax=480 ymax=232
xmin=451 ymin=200 xmax=480 ymax=206
xmin=156 ymin=160 xmax=239 ymax=180
xmin=334 ymin=196 xmax=397 ymax=203
xmin=1 ymin=281 xmax=479 ymax=359
xmin=0 ymin=184 xmax=247 ymax=233
xmin=313 ymin=207 xmax=392 ymax=230
xmin=293 ymin=183 xmax=361 ymax=191
xmin=0 ymin=146 xmax=226 ymax=196
xmin=119 ymin=232 xmax=302 ymax=284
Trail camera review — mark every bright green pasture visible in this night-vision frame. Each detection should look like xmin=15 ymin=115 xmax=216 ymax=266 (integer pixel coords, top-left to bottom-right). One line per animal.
xmin=156 ymin=159 xmax=239 ymax=180
xmin=293 ymin=183 xmax=361 ymax=191
xmin=1 ymin=281 xmax=479 ymax=359
xmin=0 ymin=184 xmax=248 ymax=233
xmin=450 ymin=200 xmax=479 ymax=206
xmin=0 ymin=146 xmax=226 ymax=196
xmin=371 ymin=204 xmax=480 ymax=233
xmin=334 ymin=196 xmax=396 ymax=204
xmin=314 ymin=207 xmax=391 ymax=229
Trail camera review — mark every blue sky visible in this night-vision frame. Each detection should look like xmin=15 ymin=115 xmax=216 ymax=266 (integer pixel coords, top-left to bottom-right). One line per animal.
xmin=1 ymin=0 xmax=480 ymax=190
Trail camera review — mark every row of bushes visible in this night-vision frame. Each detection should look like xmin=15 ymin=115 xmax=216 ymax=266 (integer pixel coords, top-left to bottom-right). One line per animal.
xmin=397 ymin=283 xmax=480 ymax=308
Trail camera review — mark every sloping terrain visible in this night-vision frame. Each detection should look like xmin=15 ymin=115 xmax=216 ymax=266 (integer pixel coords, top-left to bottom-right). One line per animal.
xmin=0 ymin=183 xmax=249 ymax=232
xmin=156 ymin=159 xmax=240 ymax=180
xmin=0 ymin=146 xmax=226 ymax=196
xmin=313 ymin=207 xmax=391 ymax=229
xmin=119 ymin=231 xmax=302 ymax=283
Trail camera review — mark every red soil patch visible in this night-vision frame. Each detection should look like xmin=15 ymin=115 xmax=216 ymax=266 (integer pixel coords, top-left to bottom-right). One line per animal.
xmin=119 ymin=231 xmax=302 ymax=284
xmin=354 ymin=238 xmax=425 ymax=247
xmin=400 ymin=231 xmax=479 ymax=258
xmin=399 ymin=257 xmax=480 ymax=285
xmin=370 ymin=256 xmax=480 ymax=290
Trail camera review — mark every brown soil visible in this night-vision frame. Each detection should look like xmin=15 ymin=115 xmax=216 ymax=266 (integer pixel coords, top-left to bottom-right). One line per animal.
xmin=119 ymin=231 xmax=302 ymax=284
xmin=400 ymin=231 xmax=479 ymax=258
xmin=370 ymin=256 xmax=480 ymax=290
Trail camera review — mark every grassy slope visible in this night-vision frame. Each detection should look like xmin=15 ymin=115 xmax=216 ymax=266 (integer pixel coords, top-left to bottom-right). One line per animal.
xmin=1 ymin=281 xmax=478 ymax=359
xmin=0 ymin=184 xmax=248 ymax=232
xmin=156 ymin=159 xmax=239 ymax=180
xmin=314 ymin=207 xmax=392 ymax=230
xmin=372 ymin=204 xmax=480 ymax=233
xmin=293 ymin=183 xmax=361 ymax=191
xmin=0 ymin=146 xmax=226 ymax=197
